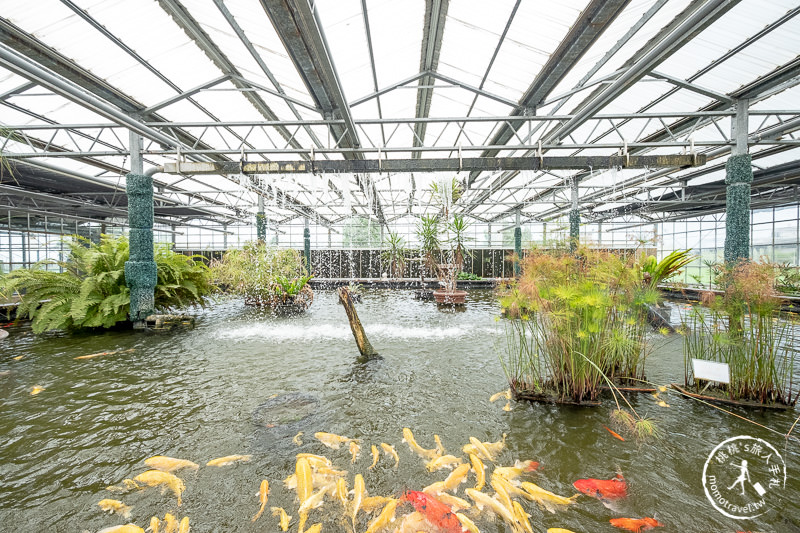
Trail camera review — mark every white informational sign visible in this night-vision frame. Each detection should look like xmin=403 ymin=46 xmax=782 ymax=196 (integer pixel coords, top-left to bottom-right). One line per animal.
xmin=692 ymin=359 xmax=730 ymax=384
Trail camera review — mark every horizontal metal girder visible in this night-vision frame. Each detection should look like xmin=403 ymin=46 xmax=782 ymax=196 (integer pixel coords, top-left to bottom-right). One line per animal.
xmin=163 ymin=154 xmax=705 ymax=175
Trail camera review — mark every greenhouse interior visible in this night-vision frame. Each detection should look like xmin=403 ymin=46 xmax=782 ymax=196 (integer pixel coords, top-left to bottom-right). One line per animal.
xmin=1 ymin=0 xmax=799 ymax=532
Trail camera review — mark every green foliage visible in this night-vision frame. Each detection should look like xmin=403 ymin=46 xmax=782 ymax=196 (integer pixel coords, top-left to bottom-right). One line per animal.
xmin=0 ymin=235 xmax=213 ymax=333
xmin=457 ymin=271 xmax=482 ymax=280
xmin=274 ymin=274 xmax=313 ymax=297
xmin=429 ymin=176 xmax=463 ymax=208
xmin=641 ymin=249 xmax=694 ymax=288
xmin=683 ymin=260 xmax=797 ymax=405
xmin=498 ymin=247 xmax=655 ymax=403
xmin=342 ymin=217 xmax=381 ymax=248
xmin=381 ymin=231 xmax=407 ymax=278
xmin=446 ymin=214 xmax=472 ymax=272
xmin=416 ymin=215 xmax=440 ymax=276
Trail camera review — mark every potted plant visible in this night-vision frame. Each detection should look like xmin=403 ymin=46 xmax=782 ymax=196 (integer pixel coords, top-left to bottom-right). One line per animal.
xmin=381 ymin=231 xmax=407 ymax=278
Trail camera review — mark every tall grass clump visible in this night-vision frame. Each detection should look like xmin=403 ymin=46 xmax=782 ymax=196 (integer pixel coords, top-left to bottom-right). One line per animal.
xmin=683 ymin=260 xmax=798 ymax=405
xmin=499 ymin=247 xmax=659 ymax=404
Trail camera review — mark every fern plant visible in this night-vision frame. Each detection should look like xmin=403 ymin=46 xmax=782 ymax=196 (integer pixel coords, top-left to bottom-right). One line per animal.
xmin=0 ymin=234 xmax=213 ymax=333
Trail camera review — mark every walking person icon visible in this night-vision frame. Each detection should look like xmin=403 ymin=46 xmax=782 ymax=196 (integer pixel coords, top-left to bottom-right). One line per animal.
xmin=727 ymin=459 xmax=750 ymax=496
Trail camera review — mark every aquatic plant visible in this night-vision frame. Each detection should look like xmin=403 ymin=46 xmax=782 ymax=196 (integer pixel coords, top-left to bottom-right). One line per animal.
xmin=211 ymin=241 xmax=313 ymax=309
xmin=381 ymin=231 xmax=407 ymax=278
xmin=0 ymin=234 xmax=212 ymax=333
xmin=498 ymin=247 xmax=657 ymax=403
xmin=682 ymin=260 xmax=798 ymax=405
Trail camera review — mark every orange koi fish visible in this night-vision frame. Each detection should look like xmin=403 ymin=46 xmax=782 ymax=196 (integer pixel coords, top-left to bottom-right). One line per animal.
xmin=609 ymin=517 xmax=664 ymax=532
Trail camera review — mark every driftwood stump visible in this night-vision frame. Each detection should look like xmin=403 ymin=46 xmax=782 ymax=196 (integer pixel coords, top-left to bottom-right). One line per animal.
xmin=338 ymin=286 xmax=377 ymax=356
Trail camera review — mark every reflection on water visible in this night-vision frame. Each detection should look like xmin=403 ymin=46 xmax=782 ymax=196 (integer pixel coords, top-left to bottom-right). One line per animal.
xmin=0 ymin=290 xmax=798 ymax=532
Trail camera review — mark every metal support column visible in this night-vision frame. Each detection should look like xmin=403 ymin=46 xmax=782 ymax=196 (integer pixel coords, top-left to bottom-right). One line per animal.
xmin=125 ymin=131 xmax=157 ymax=327
xmin=513 ymin=210 xmax=522 ymax=277
xmin=724 ymin=99 xmax=752 ymax=263
xmin=304 ymin=217 xmax=311 ymax=274
xmin=256 ymin=195 xmax=266 ymax=241
xmin=569 ymin=177 xmax=580 ymax=252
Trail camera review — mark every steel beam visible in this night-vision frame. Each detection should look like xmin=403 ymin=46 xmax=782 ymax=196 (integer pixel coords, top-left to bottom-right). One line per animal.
xmin=163 ymin=154 xmax=704 ymax=175
xmin=412 ymin=0 xmax=449 ymax=159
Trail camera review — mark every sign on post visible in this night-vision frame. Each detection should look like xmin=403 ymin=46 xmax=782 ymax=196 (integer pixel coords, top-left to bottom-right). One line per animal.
xmin=692 ymin=359 xmax=730 ymax=384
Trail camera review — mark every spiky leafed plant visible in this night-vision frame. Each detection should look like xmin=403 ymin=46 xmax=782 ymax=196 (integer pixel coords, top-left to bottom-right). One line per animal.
xmin=381 ymin=231 xmax=407 ymax=278
xmin=447 ymin=214 xmax=472 ymax=274
xmin=641 ymin=249 xmax=694 ymax=288
xmin=416 ymin=215 xmax=440 ymax=277
xmin=0 ymin=234 xmax=213 ymax=333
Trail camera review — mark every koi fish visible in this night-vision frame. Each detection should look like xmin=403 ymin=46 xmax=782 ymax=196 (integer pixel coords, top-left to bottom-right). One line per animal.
xmin=490 ymin=389 xmax=511 ymax=402
xmin=573 ymin=473 xmax=628 ymax=505
xmin=468 ymin=437 xmax=495 ymax=462
xmin=178 ymin=516 xmax=189 ymax=533
xmin=547 ymin=529 xmax=578 ymax=533
xmin=365 ymin=498 xmax=398 ymax=533
xmin=603 ymin=426 xmax=625 ymax=442
xmin=206 ymin=454 xmax=251 ymax=466
xmin=369 ymin=445 xmax=380 ymax=469
xmin=293 ymin=432 xmax=304 ymax=445
xmin=463 ymin=434 xmax=507 ymax=461
xmin=400 ymin=491 xmax=462 ymax=533
xmin=132 ymin=470 xmax=186 ymax=505
xmin=75 ymin=348 xmax=135 ymax=360
xmin=361 ymin=495 xmax=395 ymax=513
xmin=469 ymin=454 xmax=486 ymax=491
xmin=513 ymin=500 xmax=535 ymax=533
xmin=490 ymin=474 xmax=515 ymax=511
xmin=97 ymin=499 xmax=132 ymax=519
xmin=380 ymin=442 xmax=399 ymax=468
xmin=520 ymin=482 xmax=579 ymax=513
xmin=350 ymin=474 xmax=366 ymax=531
xmin=503 ymin=401 xmax=512 ymax=411
xmin=97 ymin=525 xmax=145 ymax=533
xmin=493 ymin=459 xmax=540 ymax=482
xmin=148 ymin=516 xmax=160 ymax=533
xmin=271 ymin=507 xmax=291 ymax=531
xmin=465 ymin=488 xmax=518 ymax=528
xmin=456 ymin=512 xmax=480 ymax=533
xmin=335 ymin=478 xmax=349 ymax=509
xmin=30 ymin=385 xmax=44 ymax=395
xmin=314 ymin=431 xmax=355 ymax=449
xmin=402 ymin=427 xmax=439 ymax=460
xmin=609 ymin=517 xmax=664 ymax=532
xmin=657 ymin=400 xmax=670 ymax=407
xmin=304 ymin=524 xmax=322 ymax=533
xmin=296 ymin=453 xmax=332 ymax=470
xmin=162 ymin=513 xmax=178 ymax=532
xmin=13 ymin=355 xmax=24 ymax=361
xmin=295 ymin=457 xmax=313 ymax=503
xmin=433 ymin=492 xmax=471 ymax=512
xmin=426 ymin=454 xmax=463 ymax=472
xmin=298 ymin=483 xmax=335 ymax=515
xmin=144 ymin=456 xmax=199 ymax=473
xmin=434 ymin=435 xmax=447 ymax=456
xmin=349 ymin=440 xmax=360 ymax=463
xmin=251 ymin=479 xmax=269 ymax=522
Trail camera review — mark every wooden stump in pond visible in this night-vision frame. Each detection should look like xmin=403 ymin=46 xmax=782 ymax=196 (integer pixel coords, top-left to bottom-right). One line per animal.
xmin=338 ymin=286 xmax=377 ymax=356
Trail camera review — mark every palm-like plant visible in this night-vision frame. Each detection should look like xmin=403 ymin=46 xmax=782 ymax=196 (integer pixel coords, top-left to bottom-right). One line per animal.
xmin=641 ymin=249 xmax=694 ymax=288
xmin=381 ymin=231 xmax=407 ymax=278
xmin=447 ymin=214 xmax=472 ymax=273
xmin=416 ymin=215 xmax=440 ymax=277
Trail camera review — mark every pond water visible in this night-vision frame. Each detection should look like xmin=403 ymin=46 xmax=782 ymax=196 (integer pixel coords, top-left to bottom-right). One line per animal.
xmin=1 ymin=289 xmax=798 ymax=532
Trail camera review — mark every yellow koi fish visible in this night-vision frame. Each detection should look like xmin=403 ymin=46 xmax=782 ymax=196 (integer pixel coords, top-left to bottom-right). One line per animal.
xmin=380 ymin=443 xmax=399 ymax=468
xmin=425 ymin=454 xmax=463 ymax=472
xmin=490 ymin=474 xmax=515 ymax=512
xmin=401 ymin=427 xmax=439 ymax=460
xmin=75 ymin=348 xmax=135 ymax=360
xmin=361 ymin=495 xmax=394 ymax=513
xmin=295 ymin=457 xmax=313 ymax=503
xmin=548 ymin=529 xmax=578 ymax=533
xmin=349 ymin=440 xmax=360 ymax=463
xmin=144 ymin=456 xmax=199 ymax=473
xmin=132 ymin=470 xmax=186 ymax=505
xmin=369 ymin=445 xmax=380 ymax=469
xmin=97 ymin=499 xmax=132 ymax=519
xmin=335 ymin=478 xmax=349 ymax=509
xmin=468 ymin=437 xmax=495 ymax=462
xmin=493 ymin=459 xmax=540 ymax=482
xmin=251 ymin=479 xmax=269 ymax=522
xmin=296 ymin=453 xmax=332 ymax=469
xmin=469 ymin=453 xmax=486 ymax=491
xmin=162 ymin=513 xmax=178 ymax=533
xmin=491 ymin=473 xmax=531 ymax=502
xmin=206 ymin=454 xmax=251 ymax=466
xmin=30 ymin=386 xmax=44 ymax=395
xmin=520 ymin=482 xmax=579 ymax=514
xmin=441 ymin=463 xmax=471 ymax=492
xmin=433 ymin=434 xmax=446 ymax=456
xmin=13 ymin=355 xmax=24 ymax=361
xmin=148 ymin=516 xmax=160 ymax=533
xmin=456 ymin=512 xmax=481 ymax=533
xmin=503 ymin=401 xmax=512 ymax=411
xmin=298 ymin=483 xmax=335 ymax=515
xmin=484 ymin=433 xmax=507 ymax=456
xmin=350 ymin=474 xmax=365 ymax=531
xmin=434 ymin=492 xmax=471 ymax=511
xmin=293 ymin=432 xmax=304 ymax=445
xmin=178 ymin=516 xmax=189 ymax=533
xmin=304 ymin=524 xmax=322 ymax=533
xmin=512 ymin=500 xmax=534 ymax=533
xmin=365 ymin=498 xmax=397 ymax=533
xmin=490 ymin=389 xmax=511 ymax=402
xmin=465 ymin=488 xmax=518 ymax=528
xmin=314 ymin=431 xmax=354 ymax=450
xmin=271 ymin=507 xmax=291 ymax=532
xmin=96 ymin=525 xmax=145 ymax=533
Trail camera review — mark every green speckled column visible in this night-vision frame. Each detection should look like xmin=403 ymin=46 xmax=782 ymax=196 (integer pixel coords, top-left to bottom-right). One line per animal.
xmin=513 ymin=226 xmax=522 ymax=277
xmin=724 ymin=154 xmax=752 ymax=264
xmin=125 ymin=173 xmax=157 ymax=322
xmin=256 ymin=213 xmax=266 ymax=241
xmin=304 ymin=226 xmax=311 ymax=273
xmin=569 ymin=209 xmax=580 ymax=253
